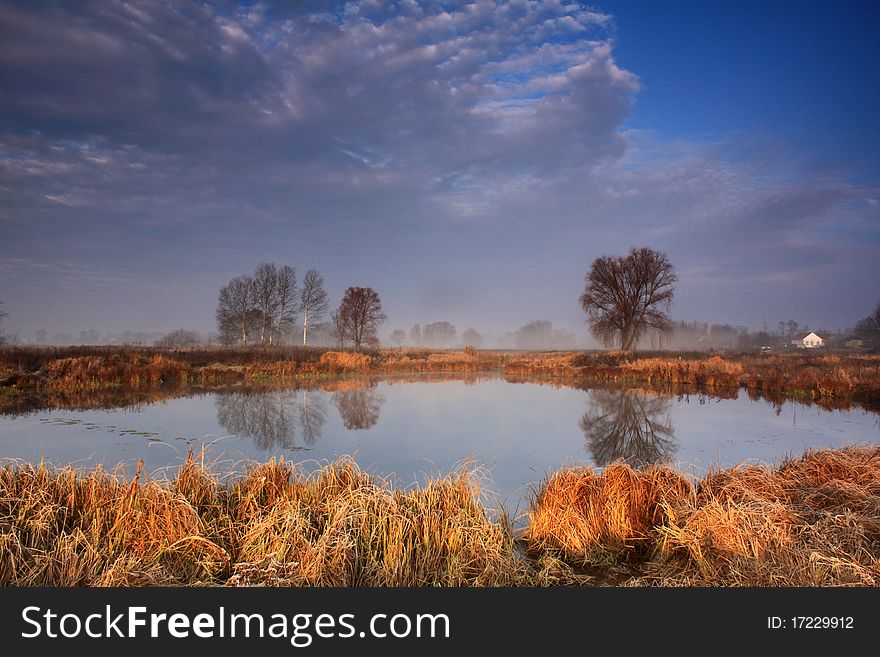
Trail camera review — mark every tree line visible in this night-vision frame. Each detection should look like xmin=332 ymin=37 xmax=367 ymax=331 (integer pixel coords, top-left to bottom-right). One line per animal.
xmin=216 ymin=264 xmax=385 ymax=348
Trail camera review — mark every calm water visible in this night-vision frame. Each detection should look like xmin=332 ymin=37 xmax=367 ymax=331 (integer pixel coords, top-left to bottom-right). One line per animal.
xmin=1 ymin=377 xmax=878 ymax=517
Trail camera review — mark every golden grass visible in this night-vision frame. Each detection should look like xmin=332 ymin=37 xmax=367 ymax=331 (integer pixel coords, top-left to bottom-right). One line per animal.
xmin=527 ymin=446 xmax=880 ymax=586
xmin=4 ymin=346 xmax=879 ymax=407
xmin=526 ymin=465 xmax=693 ymax=564
xmin=0 ymin=452 xmax=528 ymax=587
xmin=2 ymin=445 xmax=878 ymax=586
xmin=44 ymin=355 xmax=190 ymax=389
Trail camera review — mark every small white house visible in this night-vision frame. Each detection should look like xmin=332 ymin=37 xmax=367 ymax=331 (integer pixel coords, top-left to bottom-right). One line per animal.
xmin=792 ymin=332 xmax=825 ymax=349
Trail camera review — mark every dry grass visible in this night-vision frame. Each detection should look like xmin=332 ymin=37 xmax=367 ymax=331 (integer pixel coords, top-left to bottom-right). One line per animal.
xmin=378 ymin=348 xmax=505 ymax=373
xmin=526 ymin=465 xmax=693 ymax=565
xmin=2 ymin=445 xmax=878 ymax=586
xmin=3 ymin=346 xmax=879 ymax=406
xmin=0 ymin=452 xmax=528 ymax=587
xmin=527 ymin=446 xmax=880 ymax=586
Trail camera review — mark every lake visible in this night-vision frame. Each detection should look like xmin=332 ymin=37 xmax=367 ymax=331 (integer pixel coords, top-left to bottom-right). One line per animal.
xmin=1 ymin=375 xmax=878 ymax=518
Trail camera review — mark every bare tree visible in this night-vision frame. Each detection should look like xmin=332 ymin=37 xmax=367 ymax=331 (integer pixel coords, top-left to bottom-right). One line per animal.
xmin=274 ymin=264 xmax=298 ymax=344
xmin=389 ymin=329 xmax=406 ymax=346
xmin=579 ymin=247 xmax=676 ymax=351
xmin=217 ymin=275 xmax=256 ymax=345
xmin=336 ymin=287 xmax=386 ymax=349
xmin=253 ymin=263 xmax=280 ymax=345
xmin=461 ymin=327 xmax=483 ymax=348
xmin=300 ymin=269 xmax=329 ymax=346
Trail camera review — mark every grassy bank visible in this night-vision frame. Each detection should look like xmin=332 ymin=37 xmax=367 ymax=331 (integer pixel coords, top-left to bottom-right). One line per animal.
xmin=2 ymin=346 xmax=879 ymax=407
xmin=2 ymin=446 xmax=878 ymax=586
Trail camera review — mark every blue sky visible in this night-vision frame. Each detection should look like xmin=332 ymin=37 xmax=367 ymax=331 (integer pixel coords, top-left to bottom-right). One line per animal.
xmin=611 ymin=1 xmax=879 ymax=177
xmin=0 ymin=0 xmax=877 ymax=341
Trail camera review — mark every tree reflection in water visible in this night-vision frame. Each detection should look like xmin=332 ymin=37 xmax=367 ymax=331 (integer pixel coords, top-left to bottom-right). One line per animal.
xmin=215 ymin=389 xmax=327 ymax=450
xmin=580 ymin=388 xmax=677 ymax=467
xmin=331 ymin=385 xmax=385 ymax=430
xmin=299 ymin=389 xmax=327 ymax=445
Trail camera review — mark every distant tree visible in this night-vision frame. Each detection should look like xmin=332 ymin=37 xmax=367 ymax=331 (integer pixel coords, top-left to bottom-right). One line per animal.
xmin=423 ymin=321 xmax=457 ymax=348
xmin=331 ymin=310 xmax=346 ymax=347
xmin=300 ymin=269 xmax=328 ymax=346
xmin=409 ymin=324 xmax=422 ymax=347
xmin=389 ymin=329 xmax=406 ymax=346
xmin=34 ymin=329 xmax=48 ymax=345
xmin=155 ymin=329 xmax=202 ymax=348
xmin=579 ymin=247 xmax=676 ymax=351
xmin=785 ymin=319 xmax=800 ymax=339
xmin=0 ymin=301 xmax=6 ymax=345
xmin=308 ymin=321 xmax=337 ymax=347
xmin=514 ymin=320 xmax=576 ymax=350
xmin=336 ymin=287 xmax=386 ymax=349
xmin=217 ymin=275 xmax=256 ymax=345
xmin=461 ymin=327 xmax=483 ymax=348
xmin=79 ymin=329 xmax=100 ymax=345
xmin=852 ymin=302 xmax=880 ymax=346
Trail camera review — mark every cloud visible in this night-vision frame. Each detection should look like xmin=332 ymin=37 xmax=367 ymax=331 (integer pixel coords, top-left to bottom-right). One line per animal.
xmin=0 ymin=1 xmax=876 ymax=334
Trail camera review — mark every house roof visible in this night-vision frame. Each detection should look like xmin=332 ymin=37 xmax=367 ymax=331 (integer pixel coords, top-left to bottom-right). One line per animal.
xmin=794 ymin=331 xmax=823 ymax=340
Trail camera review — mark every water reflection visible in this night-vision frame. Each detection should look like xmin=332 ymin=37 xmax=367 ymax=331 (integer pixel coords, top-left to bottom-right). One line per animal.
xmin=213 ymin=383 xmax=386 ymax=448
xmin=331 ymin=385 xmax=386 ymax=430
xmin=299 ymin=390 xmax=327 ymax=445
xmin=215 ymin=389 xmax=328 ymax=450
xmin=580 ymin=389 xmax=677 ymax=467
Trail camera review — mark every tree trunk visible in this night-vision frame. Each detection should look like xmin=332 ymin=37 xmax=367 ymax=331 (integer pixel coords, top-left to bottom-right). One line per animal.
xmin=303 ymin=309 xmax=308 ymax=347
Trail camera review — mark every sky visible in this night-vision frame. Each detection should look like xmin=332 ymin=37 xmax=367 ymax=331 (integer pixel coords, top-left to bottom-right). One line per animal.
xmin=1 ymin=0 xmax=878 ymax=341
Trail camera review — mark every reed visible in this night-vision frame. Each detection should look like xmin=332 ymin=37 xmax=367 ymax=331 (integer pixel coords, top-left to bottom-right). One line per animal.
xmin=3 ymin=347 xmax=879 ymax=406
xmin=0 ymin=452 xmax=528 ymax=587
xmin=527 ymin=446 xmax=880 ymax=586
xmin=3 ymin=445 xmax=878 ymax=586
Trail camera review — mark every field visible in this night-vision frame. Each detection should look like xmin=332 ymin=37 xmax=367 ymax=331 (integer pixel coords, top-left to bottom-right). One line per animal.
xmin=1 ymin=445 xmax=878 ymax=586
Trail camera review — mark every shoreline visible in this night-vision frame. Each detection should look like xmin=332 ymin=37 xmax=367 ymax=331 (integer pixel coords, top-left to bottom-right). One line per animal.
xmin=2 ymin=346 xmax=879 ymax=409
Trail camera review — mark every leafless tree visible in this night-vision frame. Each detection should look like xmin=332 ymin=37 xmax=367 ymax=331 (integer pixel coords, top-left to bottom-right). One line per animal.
xmin=579 ymin=247 xmax=676 ymax=351
xmin=274 ymin=264 xmax=298 ymax=344
xmin=336 ymin=287 xmax=386 ymax=349
xmin=300 ymin=269 xmax=329 ymax=346
xmin=389 ymin=329 xmax=406 ymax=346
xmin=253 ymin=263 xmax=280 ymax=345
xmin=580 ymin=388 xmax=676 ymax=467
xmin=217 ymin=275 xmax=256 ymax=345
